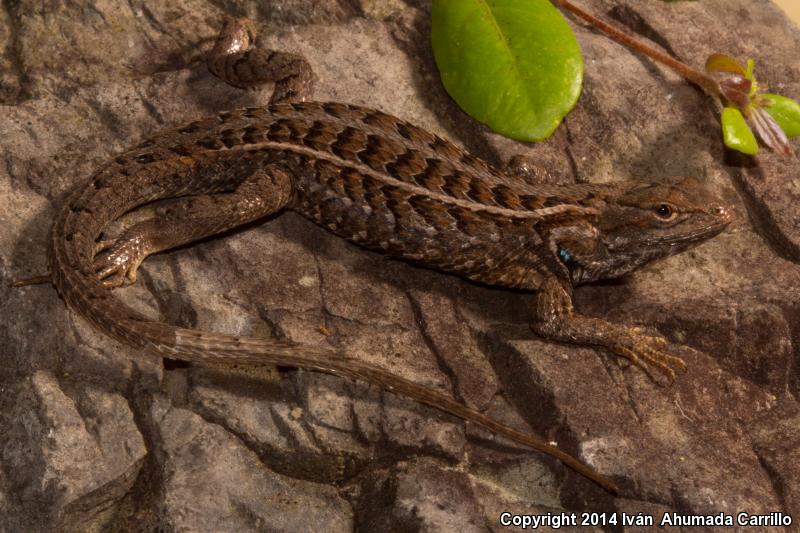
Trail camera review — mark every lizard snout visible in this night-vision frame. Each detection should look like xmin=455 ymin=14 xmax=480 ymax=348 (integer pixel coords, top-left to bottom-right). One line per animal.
xmin=709 ymin=203 xmax=734 ymax=224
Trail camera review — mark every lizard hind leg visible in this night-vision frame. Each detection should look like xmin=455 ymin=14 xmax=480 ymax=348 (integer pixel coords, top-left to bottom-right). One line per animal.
xmin=93 ymin=166 xmax=294 ymax=288
xmin=207 ymin=16 xmax=313 ymax=102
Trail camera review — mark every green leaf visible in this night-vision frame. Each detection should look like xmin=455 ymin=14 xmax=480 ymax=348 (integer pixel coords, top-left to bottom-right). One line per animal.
xmin=762 ymin=93 xmax=800 ymax=138
xmin=721 ymin=107 xmax=758 ymax=155
xmin=431 ymin=0 xmax=583 ymax=141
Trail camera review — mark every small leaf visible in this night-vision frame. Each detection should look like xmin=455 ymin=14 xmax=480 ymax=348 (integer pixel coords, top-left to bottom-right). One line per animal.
xmin=721 ymin=107 xmax=758 ymax=155
xmin=431 ymin=0 xmax=583 ymax=141
xmin=762 ymin=93 xmax=800 ymax=138
xmin=705 ymin=53 xmax=746 ymax=76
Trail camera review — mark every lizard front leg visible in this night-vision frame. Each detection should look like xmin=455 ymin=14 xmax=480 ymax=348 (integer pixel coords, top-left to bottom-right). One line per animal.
xmin=530 ymin=277 xmax=687 ymax=384
xmin=94 ymin=166 xmax=293 ymax=287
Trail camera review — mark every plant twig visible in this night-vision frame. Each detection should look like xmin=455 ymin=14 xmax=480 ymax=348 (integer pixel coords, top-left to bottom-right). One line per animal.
xmin=553 ymin=0 xmax=721 ymax=98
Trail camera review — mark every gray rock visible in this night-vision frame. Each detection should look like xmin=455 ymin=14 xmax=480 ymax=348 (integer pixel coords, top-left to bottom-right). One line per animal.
xmin=354 ymin=459 xmax=486 ymax=532
xmin=0 ymin=372 xmax=146 ymax=531
xmin=2 ymin=0 xmax=799 ymax=531
xmin=154 ymin=397 xmax=352 ymax=532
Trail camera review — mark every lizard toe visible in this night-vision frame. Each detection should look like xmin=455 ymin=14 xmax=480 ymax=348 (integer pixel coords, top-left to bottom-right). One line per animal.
xmin=612 ymin=332 xmax=687 ymax=386
xmin=93 ymin=239 xmax=115 ymax=256
xmin=97 ymin=267 xmax=127 ymax=288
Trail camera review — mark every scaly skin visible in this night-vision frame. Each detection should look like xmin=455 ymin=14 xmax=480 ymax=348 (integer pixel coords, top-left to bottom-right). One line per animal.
xmin=45 ymin=19 xmax=733 ymax=493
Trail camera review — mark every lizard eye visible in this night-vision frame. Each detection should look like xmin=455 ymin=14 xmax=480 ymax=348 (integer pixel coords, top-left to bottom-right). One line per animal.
xmin=654 ymin=203 xmax=676 ymax=220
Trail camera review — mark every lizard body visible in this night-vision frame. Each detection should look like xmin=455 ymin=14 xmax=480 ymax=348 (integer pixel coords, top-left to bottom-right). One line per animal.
xmin=44 ymin=19 xmax=733 ymax=493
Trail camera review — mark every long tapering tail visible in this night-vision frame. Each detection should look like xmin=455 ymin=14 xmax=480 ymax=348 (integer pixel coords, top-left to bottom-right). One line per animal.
xmin=164 ymin=326 xmax=619 ymax=493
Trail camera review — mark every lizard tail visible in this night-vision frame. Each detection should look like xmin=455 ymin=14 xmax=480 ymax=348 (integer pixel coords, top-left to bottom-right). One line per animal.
xmin=153 ymin=325 xmax=617 ymax=494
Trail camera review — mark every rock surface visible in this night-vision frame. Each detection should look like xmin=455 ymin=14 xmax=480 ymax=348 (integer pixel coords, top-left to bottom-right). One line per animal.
xmin=1 ymin=0 xmax=798 ymax=531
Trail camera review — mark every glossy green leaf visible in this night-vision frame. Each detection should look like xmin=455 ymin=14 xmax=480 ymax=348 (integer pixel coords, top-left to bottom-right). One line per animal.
xmin=762 ymin=93 xmax=800 ymax=138
xmin=431 ymin=0 xmax=583 ymax=141
xmin=721 ymin=107 xmax=758 ymax=155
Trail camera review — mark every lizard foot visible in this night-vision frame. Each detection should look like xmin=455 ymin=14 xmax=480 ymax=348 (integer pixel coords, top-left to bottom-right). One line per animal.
xmin=609 ymin=326 xmax=688 ymax=386
xmin=92 ymin=237 xmax=149 ymax=288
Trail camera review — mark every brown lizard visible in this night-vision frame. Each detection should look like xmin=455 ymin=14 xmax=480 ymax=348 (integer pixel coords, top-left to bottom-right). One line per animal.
xmin=38 ymin=18 xmax=733 ymax=493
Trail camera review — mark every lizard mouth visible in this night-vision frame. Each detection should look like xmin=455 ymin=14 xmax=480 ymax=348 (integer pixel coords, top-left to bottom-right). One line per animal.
xmin=641 ymin=219 xmax=731 ymax=247
xmin=604 ymin=217 xmax=732 ymax=252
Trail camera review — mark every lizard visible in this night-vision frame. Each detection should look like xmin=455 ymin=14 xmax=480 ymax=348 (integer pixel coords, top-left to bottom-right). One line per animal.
xmin=36 ymin=17 xmax=733 ymax=494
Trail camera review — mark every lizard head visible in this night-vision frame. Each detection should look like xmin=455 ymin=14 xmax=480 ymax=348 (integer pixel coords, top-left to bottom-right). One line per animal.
xmin=561 ymin=176 xmax=733 ymax=284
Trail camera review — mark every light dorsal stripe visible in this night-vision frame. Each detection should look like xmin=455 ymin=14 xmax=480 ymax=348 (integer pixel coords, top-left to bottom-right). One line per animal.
xmin=204 ymin=142 xmax=601 ymax=221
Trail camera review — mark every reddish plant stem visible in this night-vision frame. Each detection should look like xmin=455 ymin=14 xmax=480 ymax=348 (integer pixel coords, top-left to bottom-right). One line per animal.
xmin=553 ymin=0 xmax=722 ymax=98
